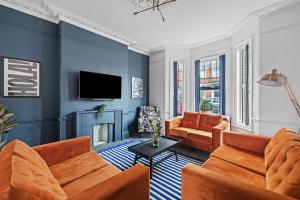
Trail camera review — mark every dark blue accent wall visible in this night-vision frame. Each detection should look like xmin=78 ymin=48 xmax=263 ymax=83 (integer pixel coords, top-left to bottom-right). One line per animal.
xmin=0 ymin=6 xmax=149 ymax=146
xmin=128 ymin=50 xmax=149 ymax=135
xmin=0 ymin=5 xmax=59 ymax=146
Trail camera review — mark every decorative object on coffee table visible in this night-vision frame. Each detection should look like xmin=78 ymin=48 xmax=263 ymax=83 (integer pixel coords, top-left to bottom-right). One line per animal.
xmin=257 ymin=69 xmax=300 ymax=135
xmin=2 ymin=57 xmax=41 ymax=97
xmin=0 ymin=104 xmax=17 ymax=149
xmin=149 ymin=118 xmax=161 ymax=147
xmin=128 ymin=136 xmax=181 ymax=178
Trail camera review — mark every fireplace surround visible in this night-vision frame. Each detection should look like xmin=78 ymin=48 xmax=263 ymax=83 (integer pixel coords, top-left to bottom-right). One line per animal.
xmin=75 ymin=109 xmax=122 ymax=146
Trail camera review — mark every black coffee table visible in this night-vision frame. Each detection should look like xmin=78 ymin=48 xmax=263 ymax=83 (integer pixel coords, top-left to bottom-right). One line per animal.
xmin=128 ymin=136 xmax=181 ymax=178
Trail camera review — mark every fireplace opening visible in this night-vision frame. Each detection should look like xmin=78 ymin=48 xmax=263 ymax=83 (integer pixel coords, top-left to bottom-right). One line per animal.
xmin=93 ymin=124 xmax=109 ymax=146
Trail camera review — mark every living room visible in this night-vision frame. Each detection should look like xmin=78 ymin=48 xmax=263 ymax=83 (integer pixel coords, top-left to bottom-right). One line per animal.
xmin=0 ymin=0 xmax=299 ymax=200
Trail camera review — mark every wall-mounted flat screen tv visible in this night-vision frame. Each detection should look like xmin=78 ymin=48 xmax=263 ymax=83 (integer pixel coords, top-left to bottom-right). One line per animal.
xmin=79 ymin=71 xmax=122 ymax=99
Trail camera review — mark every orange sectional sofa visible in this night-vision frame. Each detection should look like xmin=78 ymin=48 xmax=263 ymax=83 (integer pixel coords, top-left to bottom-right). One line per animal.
xmin=0 ymin=136 xmax=150 ymax=200
xmin=181 ymin=128 xmax=300 ymax=200
xmin=165 ymin=112 xmax=230 ymax=152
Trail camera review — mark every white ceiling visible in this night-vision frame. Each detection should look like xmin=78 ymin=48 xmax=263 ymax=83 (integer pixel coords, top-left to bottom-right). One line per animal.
xmin=46 ymin=0 xmax=285 ymax=52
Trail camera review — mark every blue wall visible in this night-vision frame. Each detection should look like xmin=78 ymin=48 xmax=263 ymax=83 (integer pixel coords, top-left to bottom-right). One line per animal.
xmin=128 ymin=50 xmax=149 ymax=134
xmin=0 ymin=5 xmax=59 ymax=146
xmin=0 ymin=6 xmax=149 ymax=146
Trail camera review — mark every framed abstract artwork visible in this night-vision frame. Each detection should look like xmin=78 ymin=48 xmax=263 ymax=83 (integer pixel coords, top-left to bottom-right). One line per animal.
xmin=2 ymin=57 xmax=41 ymax=97
xmin=132 ymin=77 xmax=143 ymax=99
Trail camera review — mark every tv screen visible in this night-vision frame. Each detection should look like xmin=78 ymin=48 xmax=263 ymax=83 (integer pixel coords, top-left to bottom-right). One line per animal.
xmin=79 ymin=71 xmax=122 ymax=99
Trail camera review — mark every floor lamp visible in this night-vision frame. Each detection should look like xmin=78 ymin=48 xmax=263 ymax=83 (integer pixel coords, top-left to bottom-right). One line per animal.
xmin=257 ymin=69 xmax=300 ymax=135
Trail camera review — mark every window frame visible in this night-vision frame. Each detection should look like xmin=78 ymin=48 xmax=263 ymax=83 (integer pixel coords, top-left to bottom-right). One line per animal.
xmin=234 ymin=39 xmax=253 ymax=131
xmin=195 ymin=55 xmax=225 ymax=114
xmin=173 ymin=60 xmax=185 ymax=117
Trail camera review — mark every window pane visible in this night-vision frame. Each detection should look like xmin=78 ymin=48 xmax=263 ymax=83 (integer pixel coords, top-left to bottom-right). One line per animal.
xmin=238 ymin=45 xmax=250 ymax=126
xmin=174 ymin=62 xmax=184 ymax=116
xmin=197 ymin=58 xmax=221 ymax=114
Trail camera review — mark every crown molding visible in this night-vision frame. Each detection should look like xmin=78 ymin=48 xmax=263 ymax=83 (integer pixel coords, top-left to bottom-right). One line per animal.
xmin=128 ymin=46 xmax=150 ymax=56
xmin=0 ymin=0 xmax=58 ymax=23
xmin=0 ymin=0 xmax=150 ymax=55
xmin=149 ymin=0 xmax=300 ymax=52
xmin=1 ymin=0 xmax=299 ymax=55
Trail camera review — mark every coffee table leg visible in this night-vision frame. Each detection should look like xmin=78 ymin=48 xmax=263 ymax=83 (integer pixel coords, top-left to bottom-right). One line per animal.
xmin=133 ymin=154 xmax=138 ymax=165
xmin=150 ymin=158 xmax=153 ymax=179
xmin=175 ymin=149 xmax=178 ymax=161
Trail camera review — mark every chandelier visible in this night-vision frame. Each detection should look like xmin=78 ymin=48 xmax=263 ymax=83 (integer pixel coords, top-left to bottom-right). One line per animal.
xmin=131 ymin=0 xmax=177 ymax=22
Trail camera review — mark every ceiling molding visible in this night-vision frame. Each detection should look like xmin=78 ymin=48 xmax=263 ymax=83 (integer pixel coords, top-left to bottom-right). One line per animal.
xmin=1 ymin=0 xmax=299 ymax=54
xmin=150 ymin=0 xmax=300 ymax=52
xmin=0 ymin=0 xmax=150 ymax=54
xmin=0 ymin=0 xmax=58 ymax=23
xmin=128 ymin=46 xmax=149 ymax=56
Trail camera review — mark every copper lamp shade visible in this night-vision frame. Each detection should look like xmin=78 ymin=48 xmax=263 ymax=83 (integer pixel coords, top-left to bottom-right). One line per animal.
xmin=257 ymin=69 xmax=286 ymax=87
xmin=257 ymin=69 xmax=300 ymax=135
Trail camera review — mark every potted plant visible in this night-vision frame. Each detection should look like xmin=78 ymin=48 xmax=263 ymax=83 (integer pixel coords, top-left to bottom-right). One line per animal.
xmin=200 ymin=99 xmax=213 ymax=112
xmin=95 ymin=104 xmax=107 ymax=118
xmin=0 ymin=104 xmax=17 ymax=149
xmin=149 ymin=118 xmax=161 ymax=147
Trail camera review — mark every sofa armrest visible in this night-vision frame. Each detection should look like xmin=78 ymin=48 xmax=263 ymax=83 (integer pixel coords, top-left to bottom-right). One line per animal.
xmin=222 ymin=131 xmax=271 ymax=155
xmin=182 ymin=164 xmax=295 ymax=200
xmin=165 ymin=117 xmax=182 ymax=136
xmin=33 ymin=136 xmax=91 ymax=166
xmin=69 ymin=164 xmax=150 ymax=200
xmin=212 ymin=121 xmax=230 ymax=151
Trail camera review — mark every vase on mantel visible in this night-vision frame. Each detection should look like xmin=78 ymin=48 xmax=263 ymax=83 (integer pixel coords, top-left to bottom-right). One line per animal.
xmin=149 ymin=118 xmax=161 ymax=148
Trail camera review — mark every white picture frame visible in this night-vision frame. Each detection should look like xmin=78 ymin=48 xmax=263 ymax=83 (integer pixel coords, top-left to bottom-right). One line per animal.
xmin=2 ymin=57 xmax=41 ymax=97
xmin=132 ymin=77 xmax=143 ymax=99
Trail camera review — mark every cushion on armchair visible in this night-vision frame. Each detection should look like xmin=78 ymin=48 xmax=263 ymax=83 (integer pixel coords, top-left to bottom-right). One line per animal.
xmin=138 ymin=106 xmax=160 ymax=133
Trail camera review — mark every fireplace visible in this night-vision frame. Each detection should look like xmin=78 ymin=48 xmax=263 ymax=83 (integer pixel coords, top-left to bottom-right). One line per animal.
xmin=93 ymin=124 xmax=109 ymax=146
xmin=75 ymin=109 xmax=123 ymax=146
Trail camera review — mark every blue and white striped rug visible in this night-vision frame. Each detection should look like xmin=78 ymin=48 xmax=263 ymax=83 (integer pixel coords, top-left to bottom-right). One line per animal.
xmin=99 ymin=141 xmax=202 ymax=200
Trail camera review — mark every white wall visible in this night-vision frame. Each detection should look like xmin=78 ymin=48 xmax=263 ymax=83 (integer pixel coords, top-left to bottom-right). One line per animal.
xmin=149 ymin=50 xmax=166 ymax=122
xmin=149 ymin=3 xmax=300 ymax=136
xmin=231 ymin=19 xmax=261 ymax=133
xmin=258 ymin=4 xmax=300 ymax=135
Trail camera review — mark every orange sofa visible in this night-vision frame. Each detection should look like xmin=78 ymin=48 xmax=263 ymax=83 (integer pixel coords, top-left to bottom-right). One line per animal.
xmin=0 ymin=136 xmax=150 ymax=200
xmin=165 ymin=112 xmax=230 ymax=152
xmin=181 ymin=128 xmax=300 ymax=200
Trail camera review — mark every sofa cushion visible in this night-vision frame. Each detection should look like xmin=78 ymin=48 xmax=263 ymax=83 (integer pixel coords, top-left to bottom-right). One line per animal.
xmin=181 ymin=112 xmax=200 ymax=129
xmin=50 ymin=151 xmax=108 ymax=186
xmin=264 ymin=128 xmax=298 ymax=171
xmin=197 ymin=113 xmax=222 ymax=132
xmin=63 ymin=164 xmax=121 ymax=198
xmin=203 ymin=157 xmax=265 ymax=188
xmin=211 ymin=145 xmax=265 ymax=176
xmin=188 ymin=129 xmax=212 ymax=143
xmin=169 ymin=127 xmax=190 ymax=138
xmin=266 ymin=139 xmax=300 ymax=199
xmin=0 ymin=140 xmax=67 ymax=200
